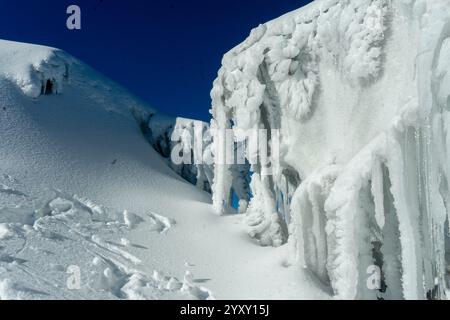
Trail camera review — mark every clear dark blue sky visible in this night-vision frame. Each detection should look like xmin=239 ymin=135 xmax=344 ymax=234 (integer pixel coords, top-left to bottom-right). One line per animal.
xmin=0 ymin=0 xmax=312 ymax=121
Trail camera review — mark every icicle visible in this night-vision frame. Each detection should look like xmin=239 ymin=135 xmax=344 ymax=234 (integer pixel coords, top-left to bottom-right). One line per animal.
xmin=371 ymin=158 xmax=385 ymax=229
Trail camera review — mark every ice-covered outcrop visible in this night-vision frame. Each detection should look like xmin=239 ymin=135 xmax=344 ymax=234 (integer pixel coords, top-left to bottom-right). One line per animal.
xmin=210 ymin=0 xmax=450 ymax=299
xmin=139 ymin=114 xmax=215 ymax=192
xmin=0 ymin=40 xmax=71 ymax=98
xmin=136 ymin=112 xmax=252 ymax=198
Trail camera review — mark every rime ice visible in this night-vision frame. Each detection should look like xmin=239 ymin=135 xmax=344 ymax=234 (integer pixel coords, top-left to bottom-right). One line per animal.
xmin=210 ymin=0 xmax=450 ymax=299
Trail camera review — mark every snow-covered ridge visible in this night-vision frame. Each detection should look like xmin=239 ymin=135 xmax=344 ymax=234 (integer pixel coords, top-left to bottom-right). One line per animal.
xmin=210 ymin=0 xmax=450 ymax=299
xmin=0 ymin=39 xmax=160 ymax=120
xmin=0 ymin=40 xmax=212 ymax=192
xmin=0 ymin=40 xmax=220 ymax=300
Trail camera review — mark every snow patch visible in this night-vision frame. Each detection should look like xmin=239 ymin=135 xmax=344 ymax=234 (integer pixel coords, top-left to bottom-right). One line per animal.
xmin=0 ymin=224 xmax=13 ymax=240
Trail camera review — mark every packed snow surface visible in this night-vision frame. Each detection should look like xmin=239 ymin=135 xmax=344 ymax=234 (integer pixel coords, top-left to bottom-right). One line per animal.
xmin=0 ymin=39 xmax=328 ymax=299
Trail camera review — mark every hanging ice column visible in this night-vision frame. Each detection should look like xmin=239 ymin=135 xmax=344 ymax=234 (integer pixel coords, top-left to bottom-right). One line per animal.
xmin=210 ymin=0 xmax=450 ymax=299
xmin=210 ymin=21 xmax=291 ymax=246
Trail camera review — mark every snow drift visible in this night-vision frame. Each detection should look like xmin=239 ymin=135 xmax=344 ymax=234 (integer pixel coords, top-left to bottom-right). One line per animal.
xmin=210 ymin=0 xmax=450 ymax=299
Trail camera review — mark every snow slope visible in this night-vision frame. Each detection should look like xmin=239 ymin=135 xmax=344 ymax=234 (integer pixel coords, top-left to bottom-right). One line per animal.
xmin=0 ymin=40 xmax=328 ymax=299
xmin=211 ymin=0 xmax=450 ymax=299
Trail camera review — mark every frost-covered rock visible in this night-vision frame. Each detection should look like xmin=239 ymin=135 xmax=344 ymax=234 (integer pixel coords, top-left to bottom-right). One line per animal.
xmin=210 ymin=0 xmax=450 ymax=299
xmin=139 ymin=114 xmax=215 ymax=193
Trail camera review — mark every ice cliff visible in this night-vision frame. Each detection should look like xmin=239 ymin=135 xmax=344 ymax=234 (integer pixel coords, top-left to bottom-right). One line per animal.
xmin=140 ymin=114 xmax=215 ymax=192
xmin=210 ymin=0 xmax=450 ymax=299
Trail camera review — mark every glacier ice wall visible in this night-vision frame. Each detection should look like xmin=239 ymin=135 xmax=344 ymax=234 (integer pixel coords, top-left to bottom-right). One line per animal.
xmin=136 ymin=112 xmax=216 ymax=193
xmin=210 ymin=0 xmax=450 ymax=299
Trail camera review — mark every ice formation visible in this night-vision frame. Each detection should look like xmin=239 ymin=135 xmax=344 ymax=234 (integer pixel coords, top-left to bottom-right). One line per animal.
xmin=210 ymin=0 xmax=450 ymax=299
xmin=137 ymin=113 xmax=215 ymax=193
xmin=0 ymin=41 xmax=70 ymax=98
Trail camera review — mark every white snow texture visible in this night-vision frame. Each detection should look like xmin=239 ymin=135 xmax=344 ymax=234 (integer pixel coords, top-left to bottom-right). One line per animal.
xmin=210 ymin=0 xmax=450 ymax=299
xmin=0 ymin=38 xmax=328 ymax=300
xmin=2 ymin=0 xmax=450 ymax=301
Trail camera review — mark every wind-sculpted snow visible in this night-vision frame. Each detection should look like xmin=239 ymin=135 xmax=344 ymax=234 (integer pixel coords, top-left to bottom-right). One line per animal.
xmin=211 ymin=0 xmax=450 ymax=299
xmin=0 ymin=41 xmax=70 ymax=98
xmin=0 ymin=174 xmax=215 ymax=300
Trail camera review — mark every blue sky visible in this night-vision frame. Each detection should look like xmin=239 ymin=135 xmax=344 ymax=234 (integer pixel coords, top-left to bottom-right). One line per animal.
xmin=0 ymin=0 xmax=312 ymax=121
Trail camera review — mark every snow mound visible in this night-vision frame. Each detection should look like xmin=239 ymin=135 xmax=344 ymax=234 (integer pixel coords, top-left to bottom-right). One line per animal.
xmin=211 ymin=0 xmax=450 ymax=299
